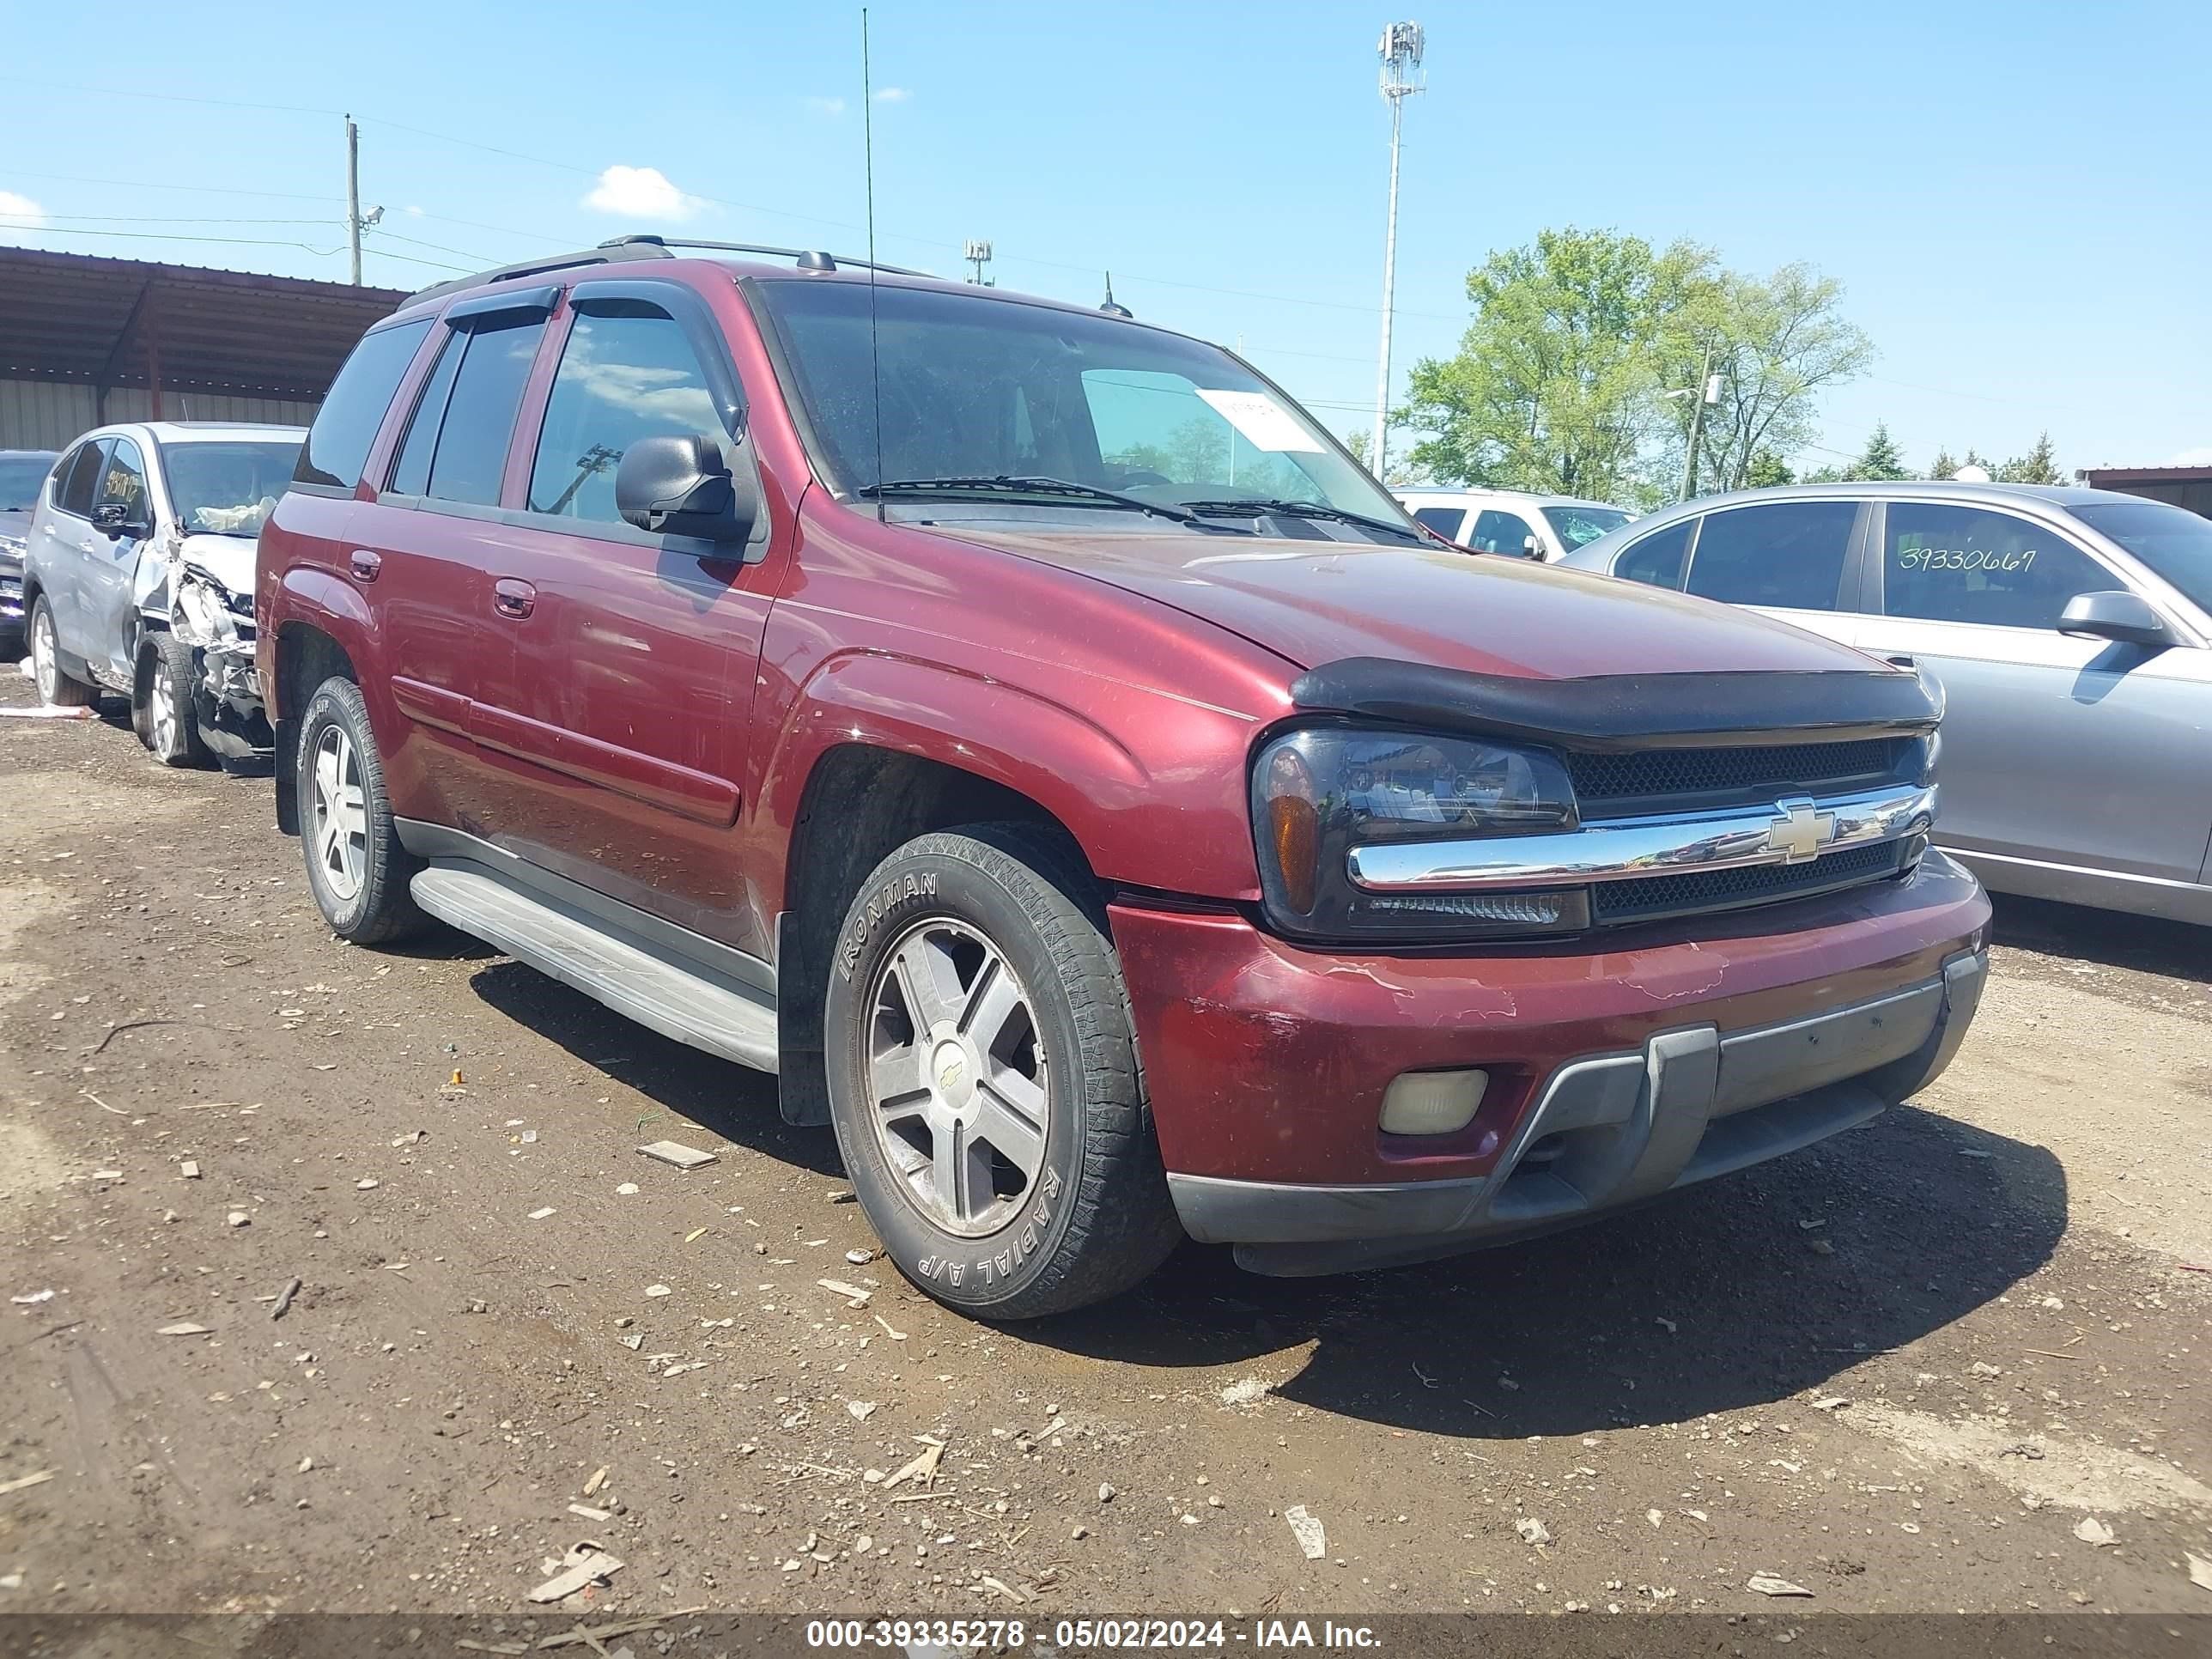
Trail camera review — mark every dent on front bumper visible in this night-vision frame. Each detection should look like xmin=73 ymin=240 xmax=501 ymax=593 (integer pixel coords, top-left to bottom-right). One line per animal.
xmin=1109 ymin=851 xmax=1991 ymax=1276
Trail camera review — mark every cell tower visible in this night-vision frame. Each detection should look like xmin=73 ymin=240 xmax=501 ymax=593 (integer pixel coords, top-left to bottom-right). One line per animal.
xmin=1370 ymin=21 xmax=1425 ymax=480
xmin=963 ymin=239 xmax=994 ymax=286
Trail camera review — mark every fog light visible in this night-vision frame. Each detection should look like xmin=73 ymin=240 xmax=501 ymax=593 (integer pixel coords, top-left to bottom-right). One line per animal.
xmin=1379 ymin=1068 xmax=1488 ymax=1136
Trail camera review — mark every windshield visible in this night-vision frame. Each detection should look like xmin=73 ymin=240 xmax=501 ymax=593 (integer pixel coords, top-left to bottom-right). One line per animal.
xmin=163 ymin=441 xmax=302 ymax=536
xmin=1542 ymin=504 xmax=1631 ymax=550
xmin=2072 ymin=501 xmax=2212 ymax=616
xmin=0 ymin=455 xmax=56 ymax=513
xmin=756 ymin=280 xmax=1413 ymax=536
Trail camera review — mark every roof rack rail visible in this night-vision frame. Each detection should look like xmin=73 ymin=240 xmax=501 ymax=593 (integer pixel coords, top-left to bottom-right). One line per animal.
xmin=598 ymin=234 xmax=933 ymax=278
xmin=403 ymin=234 xmax=934 ymax=307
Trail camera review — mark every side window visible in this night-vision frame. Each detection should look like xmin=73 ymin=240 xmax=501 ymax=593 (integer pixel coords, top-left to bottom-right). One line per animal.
xmin=526 ymin=307 xmax=724 ymax=524
xmin=1613 ymin=519 xmax=1692 ymax=587
xmin=1411 ymin=507 xmax=1466 ymax=540
xmin=1469 ymin=508 xmax=1535 ymax=556
xmin=1686 ymin=501 xmax=1857 ymax=610
xmin=95 ymin=438 xmax=149 ymax=520
xmin=1881 ymin=503 xmax=2113 ymax=630
xmin=387 ymin=330 xmax=465 ymax=498
xmin=56 ymin=441 xmax=107 ymax=517
xmin=414 ymin=317 xmax=548 ymax=507
xmin=297 ymin=318 xmax=434 ymax=489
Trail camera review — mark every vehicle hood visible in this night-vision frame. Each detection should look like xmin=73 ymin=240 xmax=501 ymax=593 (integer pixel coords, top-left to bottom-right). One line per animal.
xmin=0 ymin=507 xmax=29 ymax=550
xmin=173 ymin=532 xmax=256 ymax=596
xmin=949 ymin=528 xmax=1885 ymax=680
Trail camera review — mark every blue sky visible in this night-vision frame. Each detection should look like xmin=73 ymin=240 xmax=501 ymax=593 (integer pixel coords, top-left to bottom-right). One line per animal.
xmin=4 ymin=0 xmax=2208 ymax=477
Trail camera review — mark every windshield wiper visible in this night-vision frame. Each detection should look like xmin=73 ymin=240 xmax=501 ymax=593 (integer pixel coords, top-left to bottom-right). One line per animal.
xmin=856 ymin=475 xmax=1237 ymax=528
xmin=1181 ymin=497 xmax=1420 ymax=540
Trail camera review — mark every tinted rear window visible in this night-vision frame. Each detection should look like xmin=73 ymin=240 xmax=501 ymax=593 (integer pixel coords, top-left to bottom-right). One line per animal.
xmin=296 ymin=319 xmax=434 ymax=489
xmin=422 ymin=317 xmax=546 ymax=507
xmin=1613 ymin=518 xmax=1692 ymax=587
xmin=58 ymin=441 xmax=106 ymax=516
xmin=1686 ymin=501 xmax=1857 ymax=610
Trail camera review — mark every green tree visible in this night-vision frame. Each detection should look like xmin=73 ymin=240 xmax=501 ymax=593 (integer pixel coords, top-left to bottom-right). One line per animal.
xmin=1396 ymin=227 xmax=1719 ymax=501
xmin=1926 ymin=447 xmax=1959 ymax=482
xmin=1846 ymin=421 xmax=1910 ymax=481
xmin=1996 ymin=430 xmax=2063 ymax=484
xmin=1742 ymin=448 xmax=1796 ymax=488
xmin=1664 ymin=264 xmax=1874 ymax=495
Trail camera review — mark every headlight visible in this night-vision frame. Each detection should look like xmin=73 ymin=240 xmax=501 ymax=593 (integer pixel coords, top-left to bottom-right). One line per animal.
xmin=1251 ymin=726 xmax=1584 ymax=941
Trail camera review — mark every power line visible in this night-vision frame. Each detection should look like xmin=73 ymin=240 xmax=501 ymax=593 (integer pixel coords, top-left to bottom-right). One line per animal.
xmin=0 ymin=223 xmax=348 ymax=257
xmin=1 ymin=168 xmax=340 ymax=204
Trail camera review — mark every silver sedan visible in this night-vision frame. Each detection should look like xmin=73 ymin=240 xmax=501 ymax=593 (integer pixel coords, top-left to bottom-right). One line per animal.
xmin=1560 ymin=482 xmax=2212 ymax=924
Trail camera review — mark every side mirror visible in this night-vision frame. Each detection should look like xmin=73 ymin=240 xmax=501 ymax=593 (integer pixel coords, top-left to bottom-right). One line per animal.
xmin=2059 ymin=589 xmax=2173 ymax=648
xmin=91 ymin=502 xmax=148 ymax=539
xmin=1521 ymin=533 xmax=1544 ymax=560
xmin=614 ymin=434 xmax=757 ymax=544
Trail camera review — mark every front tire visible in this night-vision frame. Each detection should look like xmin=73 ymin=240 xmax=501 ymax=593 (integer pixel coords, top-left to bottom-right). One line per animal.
xmin=295 ymin=677 xmax=425 ymax=945
xmin=140 ymin=635 xmax=211 ymax=767
xmin=823 ymin=825 xmax=1182 ymax=1320
xmin=28 ymin=598 xmax=96 ymax=708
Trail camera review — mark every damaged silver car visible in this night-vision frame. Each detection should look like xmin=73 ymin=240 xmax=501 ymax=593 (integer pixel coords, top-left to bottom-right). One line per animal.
xmin=21 ymin=422 xmax=301 ymax=768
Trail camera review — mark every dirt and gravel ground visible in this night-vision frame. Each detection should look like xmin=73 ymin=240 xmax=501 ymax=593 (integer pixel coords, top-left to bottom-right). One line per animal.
xmin=3 ymin=672 xmax=2209 ymax=1633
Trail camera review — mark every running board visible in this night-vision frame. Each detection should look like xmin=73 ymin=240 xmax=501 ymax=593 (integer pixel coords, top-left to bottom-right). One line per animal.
xmin=410 ymin=863 xmax=779 ymax=1073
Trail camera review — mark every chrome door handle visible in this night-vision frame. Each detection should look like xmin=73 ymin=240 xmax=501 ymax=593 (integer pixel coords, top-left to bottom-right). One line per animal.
xmin=493 ymin=578 xmax=536 ymax=619
xmin=349 ymin=549 xmax=382 ymax=583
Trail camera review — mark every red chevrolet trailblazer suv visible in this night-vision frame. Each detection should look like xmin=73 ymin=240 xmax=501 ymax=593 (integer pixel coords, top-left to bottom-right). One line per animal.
xmin=258 ymin=235 xmax=1989 ymax=1318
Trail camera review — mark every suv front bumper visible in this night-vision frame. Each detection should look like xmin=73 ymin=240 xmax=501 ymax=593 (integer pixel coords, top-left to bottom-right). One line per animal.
xmin=1109 ymin=851 xmax=1990 ymax=1275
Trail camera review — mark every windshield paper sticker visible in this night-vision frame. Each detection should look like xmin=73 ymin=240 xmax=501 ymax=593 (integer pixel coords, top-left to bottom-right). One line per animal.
xmin=1196 ymin=388 xmax=1323 ymax=453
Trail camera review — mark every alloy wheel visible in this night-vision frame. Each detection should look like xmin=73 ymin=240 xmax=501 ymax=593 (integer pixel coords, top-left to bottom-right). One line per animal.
xmin=149 ymin=672 xmax=179 ymax=757
xmin=32 ymin=608 xmax=60 ymax=704
xmin=865 ymin=917 xmax=1049 ymax=1238
xmin=309 ymin=724 xmax=369 ymax=902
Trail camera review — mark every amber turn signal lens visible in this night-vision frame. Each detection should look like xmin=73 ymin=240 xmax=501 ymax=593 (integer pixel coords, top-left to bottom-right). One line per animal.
xmin=1267 ymin=794 xmax=1321 ymax=915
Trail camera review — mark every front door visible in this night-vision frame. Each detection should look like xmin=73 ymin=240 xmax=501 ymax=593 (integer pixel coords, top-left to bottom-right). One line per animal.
xmin=1855 ymin=498 xmax=2212 ymax=886
xmin=471 ymin=283 xmax=774 ymax=954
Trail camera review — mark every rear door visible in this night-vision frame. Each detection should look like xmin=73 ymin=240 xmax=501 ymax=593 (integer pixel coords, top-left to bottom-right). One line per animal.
xmin=33 ymin=439 xmax=107 ymax=650
xmin=471 ymin=278 xmax=772 ymax=952
xmin=1855 ymin=497 xmax=2212 ymax=884
xmin=79 ymin=434 xmax=155 ymax=681
xmin=356 ymin=295 xmax=553 ymax=832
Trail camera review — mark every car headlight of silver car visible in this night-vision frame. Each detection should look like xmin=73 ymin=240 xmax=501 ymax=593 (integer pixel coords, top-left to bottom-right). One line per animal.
xmin=1250 ymin=726 xmax=1585 ymax=941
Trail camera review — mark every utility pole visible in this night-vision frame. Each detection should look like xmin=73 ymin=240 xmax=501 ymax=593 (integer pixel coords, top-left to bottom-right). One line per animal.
xmin=1370 ymin=21 xmax=1425 ymax=482
xmin=345 ymin=115 xmax=362 ymax=285
xmin=1679 ymin=340 xmax=1719 ymax=501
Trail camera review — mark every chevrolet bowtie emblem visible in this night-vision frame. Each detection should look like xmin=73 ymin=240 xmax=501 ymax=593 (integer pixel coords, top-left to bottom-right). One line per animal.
xmin=938 ymin=1057 xmax=965 ymax=1091
xmin=1766 ymin=796 xmax=1837 ymax=864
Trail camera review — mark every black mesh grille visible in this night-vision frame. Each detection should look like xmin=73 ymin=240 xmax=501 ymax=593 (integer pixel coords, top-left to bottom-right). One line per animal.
xmin=1566 ymin=738 xmax=1905 ymax=811
xmin=1592 ymin=839 xmax=1908 ymax=927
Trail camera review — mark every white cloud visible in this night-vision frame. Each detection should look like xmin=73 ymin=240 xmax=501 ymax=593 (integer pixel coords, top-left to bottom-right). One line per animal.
xmin=873 ymin=86 xmax=912 ymax=103
xmin=2165 ymin=445 xmax=2212 ymax=467
xmin=804 ymin=95 xmax=848 ymax=116
xmin=404 ymin=204 xmax=425 ymax=217
xmin=0 ymin=190 xmax=46 ymax=226
xmin=581 ymin=165 xmax=701 ymax=222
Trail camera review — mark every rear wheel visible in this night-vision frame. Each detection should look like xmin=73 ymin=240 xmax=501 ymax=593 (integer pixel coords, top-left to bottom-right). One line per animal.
xmin=28 ymin=598 xmax=96 ymax=708
xmin=295 ymin=676 xmax=425 ymax=945
xmin=140 ymin=635 xmax=211 ymax=767
xmin=823 ymin=825 xmax=1182 ymax=1319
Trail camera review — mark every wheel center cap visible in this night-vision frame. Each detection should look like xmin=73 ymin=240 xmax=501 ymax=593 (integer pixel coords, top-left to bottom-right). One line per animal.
xmin=929 ymin=1037 xmax=976 ymax=1110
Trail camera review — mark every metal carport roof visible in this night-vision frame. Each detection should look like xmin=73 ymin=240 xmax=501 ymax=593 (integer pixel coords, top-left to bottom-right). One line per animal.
xmin=0 ymin=245 xmax=406 ymax=411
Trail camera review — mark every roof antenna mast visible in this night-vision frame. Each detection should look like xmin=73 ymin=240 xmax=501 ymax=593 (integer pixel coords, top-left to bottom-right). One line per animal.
xmin=862 ymin=8 xmax=885 ymax=521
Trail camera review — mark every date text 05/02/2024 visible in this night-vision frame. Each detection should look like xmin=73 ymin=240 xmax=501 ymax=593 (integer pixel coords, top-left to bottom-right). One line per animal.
xmin=803 ymin=1618 xmax=1382 ymax=1649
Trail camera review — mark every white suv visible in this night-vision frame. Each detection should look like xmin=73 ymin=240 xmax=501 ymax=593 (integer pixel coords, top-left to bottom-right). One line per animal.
xmin=22 ymin=422 xmax=301 ymax=767
xmin=1396 ymin=488 xmax=1634 ymax=562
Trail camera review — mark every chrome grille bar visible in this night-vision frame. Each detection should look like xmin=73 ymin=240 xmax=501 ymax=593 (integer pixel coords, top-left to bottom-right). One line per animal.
xmin=1345 ymin=787 xmax=1937 ymax=894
